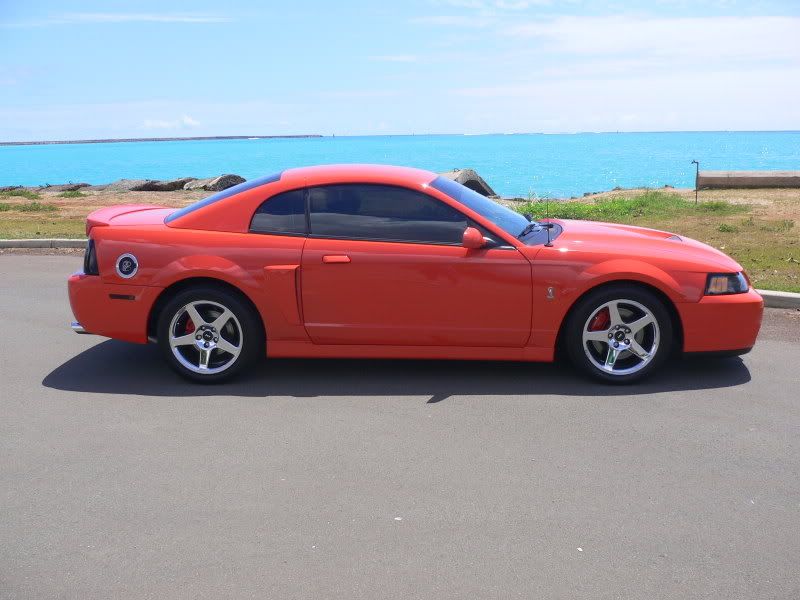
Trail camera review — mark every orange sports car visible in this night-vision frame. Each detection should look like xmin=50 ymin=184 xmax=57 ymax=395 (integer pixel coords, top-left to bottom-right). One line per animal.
xmin=68 ymin=164 xmax=763 ymax=383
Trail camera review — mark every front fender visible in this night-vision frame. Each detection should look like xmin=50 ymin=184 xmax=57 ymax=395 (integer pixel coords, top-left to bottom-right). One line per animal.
xmin=579 ymin=259 xmax=694 ymax=303
xmin=530 ymin=254 xmax=702 ymax=351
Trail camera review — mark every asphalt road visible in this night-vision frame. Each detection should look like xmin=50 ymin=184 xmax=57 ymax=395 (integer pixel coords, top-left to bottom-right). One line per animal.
xmin=2 ymin=254 xmax=800 ymax=599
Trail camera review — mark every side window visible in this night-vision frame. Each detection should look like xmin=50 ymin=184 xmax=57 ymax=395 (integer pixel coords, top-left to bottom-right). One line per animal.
xmin=308 ymin=184 xmax=468 ymax=244
xmin=250 ymin=189 xmax=306 ymax=235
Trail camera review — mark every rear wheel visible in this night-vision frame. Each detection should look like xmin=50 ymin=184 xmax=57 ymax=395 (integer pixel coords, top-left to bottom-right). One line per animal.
xmin=157 ymin=287 xmax=263 ymax=382
xmin=565 ymin=285 xmax=673 ymax=383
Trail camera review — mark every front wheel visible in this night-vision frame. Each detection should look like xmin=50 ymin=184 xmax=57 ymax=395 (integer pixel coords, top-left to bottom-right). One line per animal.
xmin=564 ymin=286 xmax=673 ymax=383
xmin=157 ymin=287 xmax=264 ymax=383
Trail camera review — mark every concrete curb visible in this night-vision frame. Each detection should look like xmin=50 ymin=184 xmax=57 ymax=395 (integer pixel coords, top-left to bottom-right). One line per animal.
xmin=756 ymin=289 xmax=800 ymax=309
xmin=2 ymin=238 xmax=799 ymax=309
xmin=0 ymin=238 xmax=87 ymax=249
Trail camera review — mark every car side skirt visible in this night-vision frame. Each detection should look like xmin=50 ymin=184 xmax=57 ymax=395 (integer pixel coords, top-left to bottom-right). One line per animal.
xmin=267 ymin=340 xmax=554 ymax=362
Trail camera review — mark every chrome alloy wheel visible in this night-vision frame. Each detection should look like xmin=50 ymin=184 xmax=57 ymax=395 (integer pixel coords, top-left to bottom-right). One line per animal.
xmin=168 ymin=300 xmax=243 ymax=375
xmin=581 ymin=299 xmax=660 ymax=376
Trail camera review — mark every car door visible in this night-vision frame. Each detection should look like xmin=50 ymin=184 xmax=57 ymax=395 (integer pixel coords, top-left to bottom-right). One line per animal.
xmin=300 ymin=183 xmax=532 ymax=347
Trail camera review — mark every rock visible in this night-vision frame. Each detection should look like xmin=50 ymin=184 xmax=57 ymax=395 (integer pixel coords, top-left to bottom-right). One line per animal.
xmin=104 ymin=179 xmax=151 ymax=192
xmin=134 ymin=178 xmax=196 ymax=192
xmin=38 ymin=183 xmax=90 ymax=192
xmin=184 ymin=174 xmax=246 ymax=191
xmin=85 ymin=184 xmax=108 ymax=191
xmin=0 ymin=185 xmax=26 ymax=192
xmin=438 ymin=168 xmax=497 ymax=197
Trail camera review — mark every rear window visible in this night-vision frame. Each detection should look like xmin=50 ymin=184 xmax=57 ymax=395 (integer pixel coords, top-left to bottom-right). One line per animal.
xmin=250 ymin=189 xmax=306 ymax=235
xmin=165 ymin=171 xmax=283 ymax=223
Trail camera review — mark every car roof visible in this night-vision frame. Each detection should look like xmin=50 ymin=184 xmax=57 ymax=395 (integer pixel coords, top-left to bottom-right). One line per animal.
xmin=280 ymin=164 xmax=438 ymax=187
xmin=165 ymin=164 xmax=441 ymax=232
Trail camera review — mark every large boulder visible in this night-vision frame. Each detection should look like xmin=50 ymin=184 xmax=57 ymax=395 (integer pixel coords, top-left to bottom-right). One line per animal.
xmin=184 ymin=174 xmax=246 ymax=191
xmin=438 ymin=168 xmax=497 ymax=197
xmin=103 ymin=179 xmax=151 ymax=192
xmin=134 ymin=177 xmax=196 ymax=192
xmin=104 ymin=178 xmax=197 ymax=192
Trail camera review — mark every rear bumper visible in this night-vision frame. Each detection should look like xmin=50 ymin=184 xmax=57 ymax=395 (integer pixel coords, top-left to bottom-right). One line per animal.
xmin=71 ymin=321 xmax=90 ymax=334
xmin=68 ymin=272 xmax=161 ymax=343
xmin=679 ymin=287 xmax=764 ymax=353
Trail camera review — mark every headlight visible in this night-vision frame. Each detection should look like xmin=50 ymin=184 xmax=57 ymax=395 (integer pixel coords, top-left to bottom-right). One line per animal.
xmin=705 ymin=272 xmax=748 ymax=295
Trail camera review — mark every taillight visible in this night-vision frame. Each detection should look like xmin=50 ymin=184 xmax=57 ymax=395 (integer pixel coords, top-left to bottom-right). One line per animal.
xmin=83 ymin=239 xmax=99 ymax=275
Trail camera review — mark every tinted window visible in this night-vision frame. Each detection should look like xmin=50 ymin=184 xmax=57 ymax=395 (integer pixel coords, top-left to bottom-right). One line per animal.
xmin=431 ymin=176 xmax=529 ymax=239
xmin=309 ymin=184 xmax=468 ymax=244
xmin=250 ymin=189 xmax=306 ymax=235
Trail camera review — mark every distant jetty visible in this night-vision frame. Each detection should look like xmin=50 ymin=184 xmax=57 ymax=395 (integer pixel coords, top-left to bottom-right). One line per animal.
xmin=0 ymin=134 xmax=323 ymax=147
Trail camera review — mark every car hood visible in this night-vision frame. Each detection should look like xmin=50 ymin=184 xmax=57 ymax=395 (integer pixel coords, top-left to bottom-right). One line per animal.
xmin=542 ymin=219 xmax=743 ymax=272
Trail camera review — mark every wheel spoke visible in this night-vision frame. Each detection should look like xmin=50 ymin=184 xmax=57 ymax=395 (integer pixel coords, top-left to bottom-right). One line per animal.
xmin=211 ymin=308 xmax=234 ymax=332
xmin=584 ymin=330 xmax=611 ymax=342
xmin=628 ymin=314 xmax=654 ymax=334
xmin=604 ymin=346 xmax=619 ymax=370
xmin=629 ymin=340 xmax=650 ymax=360
xmin=607 ymin=301 xmax=623 ymax=327
xmin=216 ymin=337 xmax=241 ymax=357
xmin=186 ymin=303 xmax=206 ymax=327
xmin=198 ymin=348 xmax=212 ymax=370
xmin=170 ymin=333 xmax=196 ymax=348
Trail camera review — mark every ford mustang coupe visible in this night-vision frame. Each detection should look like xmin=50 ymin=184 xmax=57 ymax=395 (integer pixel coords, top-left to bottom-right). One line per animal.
xmin=68 ymin=164 xmax=763 ymax=383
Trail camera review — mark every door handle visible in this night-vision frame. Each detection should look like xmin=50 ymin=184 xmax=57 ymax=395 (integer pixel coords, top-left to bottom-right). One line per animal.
xmin=322 ymin=254 xmax=351 ymax=264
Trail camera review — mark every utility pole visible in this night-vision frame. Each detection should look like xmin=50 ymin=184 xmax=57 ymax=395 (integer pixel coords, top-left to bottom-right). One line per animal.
xmin=691 ymin=159 xmax=699 ymax=204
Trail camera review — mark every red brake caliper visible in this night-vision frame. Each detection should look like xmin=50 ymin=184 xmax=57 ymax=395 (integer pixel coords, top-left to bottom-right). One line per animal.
xmin=588 ymin=307 xmax=610 ymax=331
xmin=184 ymin=318 xmax=196 ymax=334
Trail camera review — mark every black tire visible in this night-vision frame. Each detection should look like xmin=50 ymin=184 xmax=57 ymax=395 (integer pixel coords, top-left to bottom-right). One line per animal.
xmin=564 ymin=284 xmax=673 ymax=384
xmin=156 ymin=286 xmax=264 ymax=383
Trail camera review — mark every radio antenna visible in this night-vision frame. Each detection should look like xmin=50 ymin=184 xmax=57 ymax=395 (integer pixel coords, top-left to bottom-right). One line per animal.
xmin=544 ymin=195 xmax=553 ymax=247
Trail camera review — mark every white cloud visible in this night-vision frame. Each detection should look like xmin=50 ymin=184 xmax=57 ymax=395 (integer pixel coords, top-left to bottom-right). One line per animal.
xmin=505 ymin=15 xmax=800 ymax=64
xmin=142 ymin=115 xmax=201 ymax=130
xmin=1 ymin=13 xmax=233 ymax=28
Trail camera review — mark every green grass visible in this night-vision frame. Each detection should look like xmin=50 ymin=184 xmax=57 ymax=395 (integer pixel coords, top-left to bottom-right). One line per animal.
xmin=512 ymin=191 xmax=799 ymax=293
xmin=0 ymin=201 xmax=57 ymax=213
xmin=0 ymin=217 xmax=84 ymax=239
xmin=514 ymin=190 xmax=746 ymax=223
xmin=0 ymin=189 xmax=40 ymax=200
xmin=57 ymin=190 xmax=87 ymax=198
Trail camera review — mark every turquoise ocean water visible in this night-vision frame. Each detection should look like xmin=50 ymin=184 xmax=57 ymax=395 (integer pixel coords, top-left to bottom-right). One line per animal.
xmin=2 ymin=131 xmax=799 ymax=198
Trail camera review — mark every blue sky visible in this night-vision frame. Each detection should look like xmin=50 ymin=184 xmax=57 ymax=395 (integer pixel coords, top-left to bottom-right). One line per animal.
xmin=1 ymin=0 xmax=799 ymax=140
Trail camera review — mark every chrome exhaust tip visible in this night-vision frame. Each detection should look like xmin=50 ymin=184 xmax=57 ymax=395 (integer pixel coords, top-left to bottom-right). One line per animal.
xmin=71 ymin=321 xmax=89 ymax=334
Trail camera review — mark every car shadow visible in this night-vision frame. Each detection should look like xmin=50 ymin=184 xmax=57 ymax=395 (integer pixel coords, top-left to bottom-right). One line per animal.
xmin=42 ymin=339 xmax=752 ymax=401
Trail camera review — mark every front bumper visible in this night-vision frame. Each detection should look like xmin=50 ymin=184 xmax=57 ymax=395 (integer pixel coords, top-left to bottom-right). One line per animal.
xmin=679 ymin=287 xmax=764 ymax=353
xmin=68 ymin=272 xmax=161 ymax=343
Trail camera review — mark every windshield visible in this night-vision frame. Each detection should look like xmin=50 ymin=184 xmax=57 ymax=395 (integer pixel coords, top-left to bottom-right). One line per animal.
xmin=430 ymin=176 xmax=532 ymax=239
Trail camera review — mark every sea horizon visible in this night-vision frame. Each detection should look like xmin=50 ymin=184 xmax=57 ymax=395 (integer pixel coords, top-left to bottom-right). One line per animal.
xmin=3 ymin=130 xmax=799 ymax=197
xmin=3 ymin=129 xmax=800 ymax=147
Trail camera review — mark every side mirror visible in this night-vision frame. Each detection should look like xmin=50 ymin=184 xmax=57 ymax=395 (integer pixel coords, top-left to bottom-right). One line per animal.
xmin=462 ymin=226 xmax=486 ymax=249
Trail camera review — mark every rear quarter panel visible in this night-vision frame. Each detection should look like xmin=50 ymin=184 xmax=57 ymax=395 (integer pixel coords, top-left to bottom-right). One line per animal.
xmin=91 ymin=225 xmax=309 ymax=342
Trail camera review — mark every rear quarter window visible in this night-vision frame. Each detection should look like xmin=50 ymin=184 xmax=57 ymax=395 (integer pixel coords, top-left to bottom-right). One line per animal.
xmin=250 ymin=189 xmax=307 ymax=235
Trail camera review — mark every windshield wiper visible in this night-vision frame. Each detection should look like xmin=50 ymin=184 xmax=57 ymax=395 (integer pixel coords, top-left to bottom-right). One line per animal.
xmin=517 ymin=221 xmax=542 ymax=239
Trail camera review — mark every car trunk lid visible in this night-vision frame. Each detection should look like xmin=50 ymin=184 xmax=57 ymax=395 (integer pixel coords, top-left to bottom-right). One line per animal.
xmin=85 ymin=204 xmax=172 ymax=235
